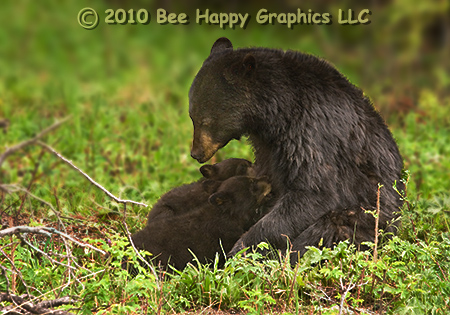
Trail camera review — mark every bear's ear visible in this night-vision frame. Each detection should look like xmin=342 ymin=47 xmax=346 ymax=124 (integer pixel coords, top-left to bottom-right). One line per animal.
xmin=252 ymin=177 xmax=271 ymax=203
xmin=210 ymin=37 xmax=233 ymax=55
xmin=235 ymin=160 xmax=253 ymax=176
xmin=200 ymin=164 xmax=216 ymax=179
xmin=243 ymin=53 xmax=256 ymax=74
xmin=209 ymin=192 xmax=232 ymax=207
xmin=202 ymin=179 xmax=221 ymax=194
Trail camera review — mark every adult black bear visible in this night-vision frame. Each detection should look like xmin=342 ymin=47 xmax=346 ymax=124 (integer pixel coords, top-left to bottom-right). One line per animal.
xmin=130 ymin=175 xmax=271 ymax=270
xmin=146 ymin=158 xmax=253 ymax=222
xmin=189 ymin=37 xmax=404 ymax=260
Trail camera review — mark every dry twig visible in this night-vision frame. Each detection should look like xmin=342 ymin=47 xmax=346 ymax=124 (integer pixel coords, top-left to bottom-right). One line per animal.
xmin=0 ymin=117 xmax=154 ymax=312
xmin=0 ymin=226 xmax=106 ymax=255
xmin=1 ymin=184 xmax=63 ymax=221
xmin=121 ymin=208 xmax=158 ymax=278
xmin=338 ymin=279 xmax=356 ymax=315
xmin=0 ymin=292 xmax=77 ymax=315
xmin=37 ymin=141 xmax=148 ymax=208
xmin=0 ymin=116 xmax=71 ymax=168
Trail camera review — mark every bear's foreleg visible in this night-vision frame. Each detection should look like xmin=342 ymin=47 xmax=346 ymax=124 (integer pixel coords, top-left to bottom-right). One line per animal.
xmin=229 ymin=190 xmax=323 ymax=256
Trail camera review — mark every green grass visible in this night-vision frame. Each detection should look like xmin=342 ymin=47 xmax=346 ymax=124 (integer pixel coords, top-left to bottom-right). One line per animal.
xmin=1 ymin=0 xmax=450 ymax=314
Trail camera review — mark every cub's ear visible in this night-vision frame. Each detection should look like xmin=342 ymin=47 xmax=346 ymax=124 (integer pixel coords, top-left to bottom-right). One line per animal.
xmin=210 ymin=37 xmax=233 ymax=55
xmin=209 ymin=192 xmax=232 ymax=207
xmin=202 ymin=179 xmax=221 ymax=194
xmin=200 ymin=164 xmax=216 ymax=179
xmin=252 ymin=177 xmax=271 ymax=203
xmin=243 ymin=53 xmax=256 ymax=73
xmin=235 ymin=160 xmax=253 ymax=176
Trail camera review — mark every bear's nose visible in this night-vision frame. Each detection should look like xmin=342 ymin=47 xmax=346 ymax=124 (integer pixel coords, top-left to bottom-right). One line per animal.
xmin=190 ymin=149 xmax=204 ymax=163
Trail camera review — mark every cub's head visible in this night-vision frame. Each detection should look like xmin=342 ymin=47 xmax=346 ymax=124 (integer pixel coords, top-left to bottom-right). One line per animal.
xmin=200 ymin=158 xmax=254 ymax=181
xmin=189 ymin=37 xmax=257 ymax=163
xmin=203 ymin=176 xmax=271 ymax=229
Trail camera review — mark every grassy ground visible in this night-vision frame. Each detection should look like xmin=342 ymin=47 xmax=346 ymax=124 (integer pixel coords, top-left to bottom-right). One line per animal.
xmin=1 ymin=0 xmax=450 ymax=314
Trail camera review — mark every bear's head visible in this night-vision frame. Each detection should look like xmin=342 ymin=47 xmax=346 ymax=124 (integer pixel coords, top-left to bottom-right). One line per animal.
xmin=202 ymin=175 xmax=271 ymax=229
xmin=189 ymin=37 xmax=257 ymax=163
xmin=200 ymin=158 xmax=254 ymax=181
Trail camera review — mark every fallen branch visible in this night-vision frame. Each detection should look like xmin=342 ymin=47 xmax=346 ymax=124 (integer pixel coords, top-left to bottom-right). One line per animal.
xmin=122 ymin=209 xmax=158 ymax=278
xmin=0 ymin=116 xmax=71 ymax=168
xmin=0 ymin=226 xmax=106 ymax=255
xmin=2 ymin=183 xmax=62 ymax=214
xmin=0 ymin=247 xmax=38 ymax=297
xmin=0 ymin=117 xmax=69 ymax=231
xmin=37 ymin=141 xmax=148 ymax=208
xmin=0 ymin=293 xmax=76 ymax=315
xmin=338 ymin=279 xmax=356 ymax=315
xmin=0 ymin=117 xmax=153 ymax=312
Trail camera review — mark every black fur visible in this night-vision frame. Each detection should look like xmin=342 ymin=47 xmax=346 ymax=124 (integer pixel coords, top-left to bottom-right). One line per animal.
xmin=146 ymin=158 xmax=253 ymax=222
xmin=189 ymin=37 xmax=404 ymax=260
xmin=130 ymin=176 xmax=271 ymax=270
xmin=200 ymin=158 xmax=254 ymax=181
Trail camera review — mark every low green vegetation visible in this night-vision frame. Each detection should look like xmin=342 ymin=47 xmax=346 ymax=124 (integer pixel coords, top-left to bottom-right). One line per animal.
xmin=1 ymin=0 xmax=449 ymax=314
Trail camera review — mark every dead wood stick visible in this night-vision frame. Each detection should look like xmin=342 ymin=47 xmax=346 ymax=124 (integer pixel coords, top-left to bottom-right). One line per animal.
xmin=0 ymin=116 xmax=71 ymax=167
xmin=37 ymin=141 xmax=148 ymax=208
xmin=0 ymin=225 xmax=106 ymax=255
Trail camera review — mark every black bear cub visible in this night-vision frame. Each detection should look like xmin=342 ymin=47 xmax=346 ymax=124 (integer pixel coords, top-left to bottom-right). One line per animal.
xmin=130 ymin=175 xmax=271 ymax=270
xmin=200 ymin=157 xmax=254 ymax=180
xmin=145 ymin=158 xmax=253 ymax=222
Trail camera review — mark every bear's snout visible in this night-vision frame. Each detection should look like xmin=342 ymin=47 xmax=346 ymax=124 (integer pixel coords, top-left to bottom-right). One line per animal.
xmin=191 ymin=147 xmax=206 ymax=163
xmin=191 ymin=130 xmax=222 ymax=163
